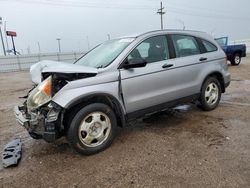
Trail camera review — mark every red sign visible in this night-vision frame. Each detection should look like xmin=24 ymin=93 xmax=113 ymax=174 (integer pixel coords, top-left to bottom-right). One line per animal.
xmin=6 ymin=31 xmax=17 ymax=37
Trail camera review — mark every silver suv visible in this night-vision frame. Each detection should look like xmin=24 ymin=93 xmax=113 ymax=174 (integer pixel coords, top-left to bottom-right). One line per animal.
xmin=15 ymin=30 xmax=230 ymax=155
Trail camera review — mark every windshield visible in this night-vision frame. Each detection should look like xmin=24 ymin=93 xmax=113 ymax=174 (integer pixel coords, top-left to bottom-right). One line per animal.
xmin=75 ymin=38 xmax=134 ymax=68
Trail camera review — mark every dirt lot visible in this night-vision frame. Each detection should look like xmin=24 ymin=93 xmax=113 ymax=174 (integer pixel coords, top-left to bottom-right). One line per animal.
xmin=0 ymin=57 xmax=250 ymax=188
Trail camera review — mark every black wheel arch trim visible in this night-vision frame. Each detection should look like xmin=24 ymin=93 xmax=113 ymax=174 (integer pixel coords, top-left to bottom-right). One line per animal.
xmin=201 ymin=71 xmax=225 ymax=93
xmin=64 ymin=93 xmax=126 ymax=127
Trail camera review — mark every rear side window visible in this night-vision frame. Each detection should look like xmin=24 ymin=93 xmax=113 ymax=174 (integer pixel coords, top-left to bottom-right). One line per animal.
xmin=171 ymin=34 xmax=200 ymax=57
xmin=201 ymin=40 xmax=217 ymax=52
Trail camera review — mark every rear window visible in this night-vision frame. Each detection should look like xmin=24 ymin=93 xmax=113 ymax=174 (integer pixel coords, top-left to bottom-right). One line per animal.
xmin=171 ymin=34 xmax=200 ymax=58
xmin=201 ymin=40 xmax=217 ymax=52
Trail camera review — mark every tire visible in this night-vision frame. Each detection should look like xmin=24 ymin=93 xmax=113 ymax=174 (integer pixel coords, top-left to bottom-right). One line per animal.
xmin=67 ymin=103 xmax=117 ymax=155
xmin=198 ymin=77 xmax=221 ymax=111
xmin=231 ymin=53 xmax=241 ymax=66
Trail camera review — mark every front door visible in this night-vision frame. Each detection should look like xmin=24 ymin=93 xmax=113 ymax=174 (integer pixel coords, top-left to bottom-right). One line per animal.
xmin=120 ymin=35 xmax=180 ymax=115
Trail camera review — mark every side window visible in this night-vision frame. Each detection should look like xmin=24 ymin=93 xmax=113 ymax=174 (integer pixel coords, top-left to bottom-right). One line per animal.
xmin=171 ymin=35 xmax=200 ymax=57
xmin=128 ymin=35 xmax=169 ymax=63
xmin=201 ymin=39 xmax=217 ymax=52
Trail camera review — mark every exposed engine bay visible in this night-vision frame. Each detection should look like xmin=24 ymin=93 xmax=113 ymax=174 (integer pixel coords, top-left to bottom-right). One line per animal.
xmin=41 ymin=72 xmax=97 ymax=95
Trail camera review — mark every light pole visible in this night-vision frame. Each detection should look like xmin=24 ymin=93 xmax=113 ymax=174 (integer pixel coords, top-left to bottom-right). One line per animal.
xmin=211 ymin=29 xmax=216 ymax=38
xmin=4 ymin=21 xmax=9 ymax=55
xmin=37 ymin=42 xmax=41 ymax=53
xmin=86 ymin=36 xmax=90 ymax=51
xmin=56 ymin=38 xmax=61 ymax=53
xmin=27 ymin=46 xmax=30 ymax=55
xmin=77 ymin=41 xmax=81 ymax=52
xmin=0 ymin=17 xmax=6 ymax=56
xmin=177 ymin=19 xmax=185 ymax=30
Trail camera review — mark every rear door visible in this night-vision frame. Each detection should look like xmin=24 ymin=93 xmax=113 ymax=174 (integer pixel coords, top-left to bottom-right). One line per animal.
xmin=168 ymin=34 xmax=205 ymax=96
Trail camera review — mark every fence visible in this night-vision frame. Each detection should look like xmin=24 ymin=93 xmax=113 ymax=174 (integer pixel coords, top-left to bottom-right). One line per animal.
xmin=0 ymin=39 xmax=249 ymax=73
xmin=0 ymin=52 xmax=85 ymax=73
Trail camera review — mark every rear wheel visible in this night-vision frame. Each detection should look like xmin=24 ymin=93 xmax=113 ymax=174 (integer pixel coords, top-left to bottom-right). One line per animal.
xmin=67 ymin=103 xmax=117 ymax=155
xmin=198 ymin=77 xmax=221 ymax=111
xmin=231 ymin=53 xmax=241 ymax=66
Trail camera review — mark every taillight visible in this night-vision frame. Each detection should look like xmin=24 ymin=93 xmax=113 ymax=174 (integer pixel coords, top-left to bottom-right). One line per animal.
xmin=224 ymin=57 xmax=228 ymax=65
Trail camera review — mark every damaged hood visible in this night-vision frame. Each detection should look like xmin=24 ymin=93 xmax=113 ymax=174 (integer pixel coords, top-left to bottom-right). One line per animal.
xmin=30 ymin=60 xmax=98 ymax=84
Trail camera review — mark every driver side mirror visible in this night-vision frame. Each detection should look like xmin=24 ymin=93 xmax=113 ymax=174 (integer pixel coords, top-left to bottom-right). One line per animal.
xmin=122 ymin=58 xmax=147 ymax=69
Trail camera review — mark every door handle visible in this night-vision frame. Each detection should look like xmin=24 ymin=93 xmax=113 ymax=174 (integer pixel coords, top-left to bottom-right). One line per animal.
xmin=162 ymin=64 xmax=173 ymax=68
xmin=199 ymin=57 xmax=207 ymax=61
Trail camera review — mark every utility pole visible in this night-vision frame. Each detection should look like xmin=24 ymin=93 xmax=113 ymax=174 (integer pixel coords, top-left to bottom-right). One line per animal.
xmin=56 ymin=38 xmax=61 ymax=53
xmin=4 ymin=21 xmax=9 ymax=55
xmin=157 ymin=2 xmax=165 ymax=30
xmin=0 ymin=17 xmax=6 ymax=56
xmin=37 ymin=42 xmax=41 ymax=53
xmin=107 ymin=34 xmax=111 ymax=40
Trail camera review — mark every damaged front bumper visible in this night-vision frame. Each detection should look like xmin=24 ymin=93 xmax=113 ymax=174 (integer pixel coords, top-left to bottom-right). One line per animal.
xmin=14 ymin=103 xmax=63 ymax=142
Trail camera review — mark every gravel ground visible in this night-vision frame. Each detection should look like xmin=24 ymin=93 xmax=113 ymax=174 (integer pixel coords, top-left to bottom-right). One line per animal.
xmin=0 ymin=57 xmax=250 ymax=188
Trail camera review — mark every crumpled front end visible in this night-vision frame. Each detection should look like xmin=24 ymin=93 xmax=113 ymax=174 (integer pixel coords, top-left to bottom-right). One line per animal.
xmin=14 ymin=76 xmax=64 ymax=142
xmin=14 ymin=60 xmax=98 ymax=142
xmin=14 ymin=100 xmax=63 ymax=142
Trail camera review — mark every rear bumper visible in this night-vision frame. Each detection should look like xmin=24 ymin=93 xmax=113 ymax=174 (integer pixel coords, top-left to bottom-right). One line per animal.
xmin=225 ymin=80 xmax=230 ymax=88
xmin=242 ymin=51 xmax=246 ymax=57
xmin=224 ymin=72 xmax=231 ymax=89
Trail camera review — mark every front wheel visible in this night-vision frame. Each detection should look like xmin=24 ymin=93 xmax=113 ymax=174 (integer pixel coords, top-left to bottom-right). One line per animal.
xmin=67 ymin=103 xmax=117 ymax=155
xmin=198 ymin=77 xmax=221 ymax=111
xmin=231 ymin=53 xmax=241 ymax=66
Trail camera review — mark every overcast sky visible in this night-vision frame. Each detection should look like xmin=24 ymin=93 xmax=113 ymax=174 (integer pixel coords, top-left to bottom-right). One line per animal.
xmin=0 ymin=0 xmax=249 ymax=55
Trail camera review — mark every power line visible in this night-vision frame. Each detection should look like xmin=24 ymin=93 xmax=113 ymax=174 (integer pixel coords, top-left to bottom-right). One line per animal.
xmin=0 ymin=0 xmax=157 ymax=10
xmin=0 ymin=0 xmax=240 ymax=15
xmin=167 ymin=8 xmax=250 ymax=22
xmin=1 ymin=0 xmax=249 ymax=21
xmin=166 ymin=1 xmax=234 ymax=15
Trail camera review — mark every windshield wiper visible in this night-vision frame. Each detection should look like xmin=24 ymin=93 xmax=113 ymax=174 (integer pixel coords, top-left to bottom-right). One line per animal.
xmin=96 ymin=65 xmax=104 ymax=69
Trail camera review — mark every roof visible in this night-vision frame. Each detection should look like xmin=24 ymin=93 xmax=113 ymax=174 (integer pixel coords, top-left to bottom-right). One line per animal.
xmin=118 ymin=29 xmax=205 ymax=39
